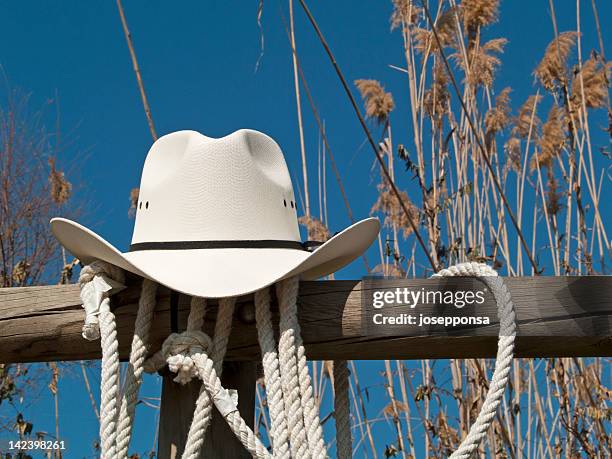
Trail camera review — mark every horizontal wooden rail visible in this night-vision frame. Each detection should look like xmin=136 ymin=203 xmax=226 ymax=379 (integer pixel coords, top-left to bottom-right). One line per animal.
xmin=0 ymin=276 xmax=611 ymax=363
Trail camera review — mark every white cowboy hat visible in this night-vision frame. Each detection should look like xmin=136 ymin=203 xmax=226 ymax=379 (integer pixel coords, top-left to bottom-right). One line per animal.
xmin=51 ymin=129 xmax=379 ymax=298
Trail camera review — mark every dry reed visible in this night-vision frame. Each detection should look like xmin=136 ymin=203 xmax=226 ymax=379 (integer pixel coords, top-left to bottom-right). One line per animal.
xmin=355 ymin=79 xmax=395 ymax=124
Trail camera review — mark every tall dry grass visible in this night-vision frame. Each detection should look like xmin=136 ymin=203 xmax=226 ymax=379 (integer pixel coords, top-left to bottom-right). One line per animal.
xmin=265 ymin=0 xmax=612 ymax=457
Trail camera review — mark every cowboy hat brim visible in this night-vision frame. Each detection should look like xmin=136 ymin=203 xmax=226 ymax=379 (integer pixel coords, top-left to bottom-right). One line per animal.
xmin=50 ymin=217 xmax=379 ymax=298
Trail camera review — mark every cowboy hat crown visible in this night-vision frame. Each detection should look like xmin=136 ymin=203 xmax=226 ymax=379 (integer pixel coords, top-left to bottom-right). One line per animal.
xmin=132 ymin=129 xmax=300 ymax=246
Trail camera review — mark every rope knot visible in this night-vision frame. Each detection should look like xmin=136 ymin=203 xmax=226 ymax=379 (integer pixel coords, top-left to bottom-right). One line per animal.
xmin=78 ymin=261 xmax=126 ymax=341
xmin=162 ymin=330 xmax=212 ymax=385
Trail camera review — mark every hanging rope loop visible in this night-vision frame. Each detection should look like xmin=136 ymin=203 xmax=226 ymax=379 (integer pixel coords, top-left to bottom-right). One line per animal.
xmin=78 ymin=260 xmax=126 ymax=340
xmin=432 ymin=262 xmax=516 ymax=459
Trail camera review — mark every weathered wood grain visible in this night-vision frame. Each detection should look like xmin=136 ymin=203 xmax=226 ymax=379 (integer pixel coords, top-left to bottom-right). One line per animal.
xmin=0 ymin=276 xmax=610 ymax=363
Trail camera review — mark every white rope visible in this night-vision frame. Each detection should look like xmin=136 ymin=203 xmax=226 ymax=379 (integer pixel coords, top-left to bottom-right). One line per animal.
xmin=97 ymin=294 xmax=120 ymax=458
xmin=189 ymin=343 xmax=271 ymax=458
xmin=78 ymin=259 xmax=514 ymax=459
xmin=79 ymin=261 xmax=125 ymax=341
xmin=333 ymin=360 xmax=352 ymax=459
xmin=278 ymin=278 xmax=327 ymax=458
xmin=115 ymin=278 xmax=158 ymax=458
xmin=255 ymin=287 xmax=291 ymax=458
xmin=79 ymin=261 xmax=125 ymax=459
xmin=178 ymin=296 xmax=210 ymax=459
xmin=182 ymin=297 xmax=235 ymax=459
xmin=276 ymin=278 xmax=314 ymax=459
xmin=431 ymin=262 xmax=516 ymax=459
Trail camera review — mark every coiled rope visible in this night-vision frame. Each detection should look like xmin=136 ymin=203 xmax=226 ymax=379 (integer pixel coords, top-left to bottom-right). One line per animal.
xmin=79 ymin=260 xmax=515 ymax=458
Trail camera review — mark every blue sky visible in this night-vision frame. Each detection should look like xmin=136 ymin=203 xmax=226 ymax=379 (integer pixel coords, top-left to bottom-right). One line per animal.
xmin=0 ymin=0 xmax=611 ymax=457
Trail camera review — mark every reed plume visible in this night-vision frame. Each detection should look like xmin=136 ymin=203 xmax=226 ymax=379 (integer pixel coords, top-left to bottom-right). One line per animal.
xmin=571 ymin=53 xmax=612 ymax=109
xmin=372 ymin=263 xmax=406 ymax=277
xmin=546 ymin=171 xmax=563 ymax=217
xmin=48 ymin=157 xmax=72 ymax=206
xmin=382 ymin=399 xmax=409 ymax=417
xmin=390 ymin=0 xmax=421 ymax=30
xmin=456 ymin=38 xmax=507 ymax=87
xmin=413 ymin=7 xmax=461 ymax=54
xmin=534 ymin=31 xmax=578 ymax=90
xmin=513 ymin=94 xmax=542 ymax=138
xmin=298 ymin=215 xmax=331 ymax=242
xmin=462 ymin=0 xmax=499 ymax=29
xmin=484 ymin=87 xmax=511 ymax=153
xmin=462 ymin=0 xmax=500 ymax=47
xmin=485 ymin=87 xmax=512 ymax=136
xmin=12 ymin=260 xmax=31 ymax=285
xmin=424 ymin=62 xmax=450 ymax=122
xmin=128 ymin=188 xmax=140 ymax=217
xmin=504 ymin=136 xmax=522 ymax=172
xmin=371 ymin=182 xmax=420 ymax=238
xmin=354 ymin=79 xmax=395 ymax=124
xmin=532 ymin=105 xmax=566 ymax=170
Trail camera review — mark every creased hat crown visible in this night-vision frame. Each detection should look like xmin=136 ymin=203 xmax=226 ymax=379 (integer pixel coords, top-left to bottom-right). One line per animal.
xmin=132 ymin=129 xmax=300 ymax=244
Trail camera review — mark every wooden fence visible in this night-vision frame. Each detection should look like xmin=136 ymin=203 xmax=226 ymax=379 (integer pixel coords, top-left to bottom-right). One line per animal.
xmin=1 ymin=276 xmax=610 ymax=457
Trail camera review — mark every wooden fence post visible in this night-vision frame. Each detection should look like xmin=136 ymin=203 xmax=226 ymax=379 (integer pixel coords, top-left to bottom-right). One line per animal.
xmin=157 ymin=362 xmax=257 ymax=458
xmin=156 ymin=293 xmax=258 ymax=458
